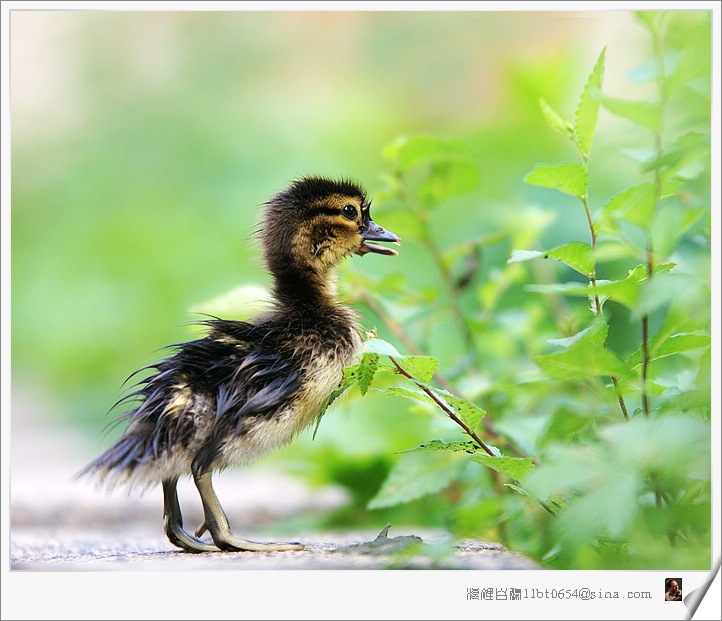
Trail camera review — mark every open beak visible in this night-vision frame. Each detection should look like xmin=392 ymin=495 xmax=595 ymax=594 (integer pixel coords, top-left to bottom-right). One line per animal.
xmin=358 ymin=220 xmax=401 ymax=256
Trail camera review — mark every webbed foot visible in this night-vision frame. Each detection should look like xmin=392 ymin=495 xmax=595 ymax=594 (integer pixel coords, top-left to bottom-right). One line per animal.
xmin=192 ymin=468 xmax=305 ymax=552
xmin=162 ymin=478 xmax=218 ymax=553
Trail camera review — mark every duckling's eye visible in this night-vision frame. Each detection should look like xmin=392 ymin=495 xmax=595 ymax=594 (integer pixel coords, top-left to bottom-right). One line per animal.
xmin=342 ymin=204 xmax=358 ymax=220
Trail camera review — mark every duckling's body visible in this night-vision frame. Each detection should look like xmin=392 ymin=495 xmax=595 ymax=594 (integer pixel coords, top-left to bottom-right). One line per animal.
xmin=80 ymin=177 xmax=399 ymax=552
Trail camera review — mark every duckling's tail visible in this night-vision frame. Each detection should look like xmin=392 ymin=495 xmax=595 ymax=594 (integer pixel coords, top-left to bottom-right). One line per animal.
xmin=75 ymin=434 xmax=149 ymax=488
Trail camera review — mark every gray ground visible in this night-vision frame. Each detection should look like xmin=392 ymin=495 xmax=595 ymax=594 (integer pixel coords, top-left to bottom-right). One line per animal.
xmin=9 ymin=399 xmax=537 ymax=571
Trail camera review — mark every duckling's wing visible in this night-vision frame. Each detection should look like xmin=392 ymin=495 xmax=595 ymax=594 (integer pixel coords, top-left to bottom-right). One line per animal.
xmin=214 ymin=350 xmax=303 ymax=427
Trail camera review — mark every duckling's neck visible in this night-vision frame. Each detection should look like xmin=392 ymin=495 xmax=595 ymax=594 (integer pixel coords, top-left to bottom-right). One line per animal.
xmin=271 ymin=265 xmax=342 ymax=314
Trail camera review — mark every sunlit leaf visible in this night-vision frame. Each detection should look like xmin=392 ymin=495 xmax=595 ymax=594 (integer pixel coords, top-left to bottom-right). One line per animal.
xmin=524 ymin=162 xmax=588 ymax=198
xmin=433 ymin=388 xmax=487 ymax=430
xmin=626 ymin=334 xmax=711 ymax=370
xmin=471 ymin=455 xmax=536 ymax=481
xmin=534 ymin=320 xmax=627 ymax=380
xmin=528 ymin=263 xmax=674 ymax=310
xmin=356 ymin=353 xmax=379 ymax=396
xmin=508 ymin=249 xmax=544 ymax=263
xmin=399 ymin=440 xmax=483 ymax=454
xmin=641 ymin=131 xmax=710 ymax=174
xmin=362 ymin=338 xmax=402 ymax=358
xmin=575 ymin=48 xmax=606 ymax=158
xmin=602 ymin=97 xmax=662 ymax=131
xmin=544 ymin=242 xmax=594 ymax=277
xmin=397 ymin=356 xmax=439 ymax=383
xmin=602 ymin=182 xmax=656 ymax=228
xmin=508 ymin=242 xmax=593 ymax=277
xmin=539 ymin=98 xmax=574 ymax=138
xmin=378 ymin=386 xmax=438 ymax=407
xmin=367 ymin=452 xmax=466 ymax=509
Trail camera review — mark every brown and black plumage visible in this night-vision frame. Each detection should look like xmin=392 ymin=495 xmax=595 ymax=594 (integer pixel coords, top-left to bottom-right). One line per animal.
xmin=79 ymin=177 xmax=400 ymax=552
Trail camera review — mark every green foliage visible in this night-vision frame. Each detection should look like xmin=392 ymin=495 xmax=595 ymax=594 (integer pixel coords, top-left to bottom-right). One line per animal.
xmin=329 ymin=11 xmax=711 ymax=570
xmin=12 ymin=11 xmax=711 ymax=571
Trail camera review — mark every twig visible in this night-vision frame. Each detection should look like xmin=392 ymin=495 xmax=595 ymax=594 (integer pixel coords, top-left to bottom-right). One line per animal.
xmin=357 ymin=289 xmax=535 ymax=462
xmin=389 ymin=356 xmax=496 ymax=457
xmin=580 ymin=157 xmax=630 ymax=422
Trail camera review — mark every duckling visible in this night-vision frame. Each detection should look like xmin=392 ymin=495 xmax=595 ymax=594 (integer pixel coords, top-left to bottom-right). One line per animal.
xmin=79 ymin=177 xmax=400 ymax=553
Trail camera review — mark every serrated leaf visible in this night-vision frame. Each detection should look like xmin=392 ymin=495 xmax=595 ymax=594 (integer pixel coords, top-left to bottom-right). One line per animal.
xmin=357 ymin=353 xmax=379 ymax=396
xmin=507 ymin=249 xmax=544 ymax=264
xmin=539 ymin=98 xmax=574 ymax=138
xmin=641 ymin=131 xmax=710 ymax=175
xmin=471 ymin=455 xmax=536 ymax=481
xmin=602 ymin=182 xmax=656 ymax=228
xmin=575 ymin=48 xmax=606 ymax=158
xmin=398 ymin=356 xmax=439 ymax=383
xmin=509 ymin=243 xmax=593 ymax=277
xmin=362 ymin=338 xmax=402 ymax=358
xmin=313 ymin=365 xmax=360 ymax=439
xmin=367 ymin=452 xmax=466 ymax=509
xmin=602 ymin=96 xmax=662 ymax=131
xmin=527 ymin=263 xmax=674 ymax=310
xmin=432 ymin=389 xmax=486 ymax=430
xmin=524 ymin=162 xmax=588 ymax=198
xmin=626 ymin=334 xmax=711 ymax=370
xmin=548 ymin=321 xmax=608 ymax=349
xmin=534 ymin=320 xmax=627 ymax=381
xmin=544 ymin=242 xmax=594 ymax=277
xmin=399 ymin=440 xmax=484 ymax=454
xmin=379 ymin=386 xmax=438 ymax=407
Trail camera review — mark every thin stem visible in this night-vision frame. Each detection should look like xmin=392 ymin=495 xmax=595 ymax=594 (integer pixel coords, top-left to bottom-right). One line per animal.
xmin=357 ymin=288 xmax=534 ymax=461
xmin=580 ymin=172 xmax=629 ymax=421
xmin=640 ymin=26 xmax=668 ymax=419
xmin=389 ymin=356 xmax=496 ymax=457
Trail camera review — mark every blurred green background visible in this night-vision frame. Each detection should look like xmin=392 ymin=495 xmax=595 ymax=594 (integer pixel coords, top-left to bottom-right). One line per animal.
xmin=13 ymin=9 xmax=706 ymax=546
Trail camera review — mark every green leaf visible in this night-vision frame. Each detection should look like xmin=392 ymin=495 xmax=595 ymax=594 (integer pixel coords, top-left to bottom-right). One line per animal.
xmin=602 ymin=97 xmax=662 ymax=131
xmin=379 ymin=386 xmax=438 ymax=407
xmin=508 ymin=242 xmax=593 ymax=278
xmin=575 ymin=48 xmax=606 ymax=158
xmin=539 ymin=98 xmax=574 ymax=138
xmin=397 ymin=356 xmax=439 ymax=383
xmin=524 ymin=162 xmax=588 ymax=198
xmin=544 ymin=242 xmax=594 ymax=277
xmin=626 ymin=334 xmax=711 ymax=370
xmin=356 ymin=353 xmax=379 ymax=396
xmin=367 ymin=452 xmax=466 ymax=509
xmin=313 ymin=367 xmax=359 ymax=440
xmin=641 ymin=131 xmax=710 ymax=175
xmin=399 ymin=440 xmax=484 ymax=454
xmin=527 ymin=263 xmax=674 ymax=310
xmin=508 ymin=249 xmax=544 ymax=263
xmin=362 ymin=338 xmax=402 ymax=358
xmin=602 ymin=182 xmax=656 ymax=228
xmin=432 ymin=388 xmax=486 ymax=430
xmin=471 ymin=455 xmax=536 ymax=481
xmin=419 ymin=158 xmax=481 ymax=207
xmin=385 ymin=135 xmax=475 ymax=173
xmin=534 ymin=320 xmax=628 ymax=381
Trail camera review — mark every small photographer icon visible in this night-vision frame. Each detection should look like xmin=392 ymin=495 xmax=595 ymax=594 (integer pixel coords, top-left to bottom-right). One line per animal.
xmin=665 ymin=578 xmax=682 ymax=601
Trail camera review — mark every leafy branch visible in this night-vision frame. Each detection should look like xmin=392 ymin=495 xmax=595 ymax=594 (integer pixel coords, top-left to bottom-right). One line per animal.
xmin=519 ymin=48 xmax=630 ymax=421
xmin=386 ymin=355 xmax=495 ymax=457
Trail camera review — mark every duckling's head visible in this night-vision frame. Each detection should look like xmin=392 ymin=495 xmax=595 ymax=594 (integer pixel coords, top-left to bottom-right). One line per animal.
xmin=262 ymin=177 xmax=400 ymax=286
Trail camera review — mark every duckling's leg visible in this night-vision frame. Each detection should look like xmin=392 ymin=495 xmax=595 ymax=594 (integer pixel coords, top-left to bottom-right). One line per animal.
xmin=191 ymin=461 xmax=305 ymax=552
xmin=162 ymin=478 xmax=219 ymax=553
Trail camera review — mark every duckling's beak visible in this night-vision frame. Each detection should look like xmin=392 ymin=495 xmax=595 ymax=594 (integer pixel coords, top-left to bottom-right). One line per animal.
xmin=359 ymin=220 xmax=401 ymax=256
